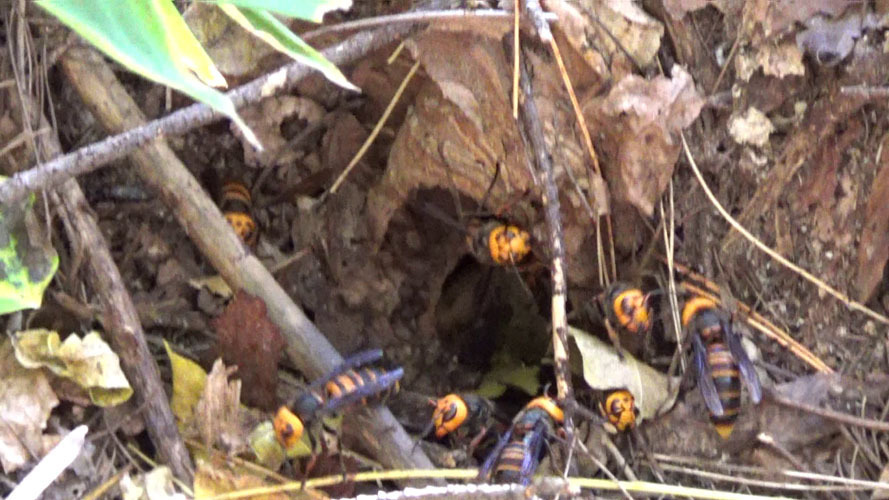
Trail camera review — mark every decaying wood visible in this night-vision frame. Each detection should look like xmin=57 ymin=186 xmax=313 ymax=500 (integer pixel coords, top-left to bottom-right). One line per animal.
xmin=58 ymin=46 xmax=435 ymax=476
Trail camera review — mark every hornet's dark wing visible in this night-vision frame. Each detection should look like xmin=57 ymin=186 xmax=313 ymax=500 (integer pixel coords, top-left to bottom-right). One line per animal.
xmin=723 ymin=320 xmax=762 ymax=404
xmin=518 ymin=419 xmax=548 ymax=486
xmin=479 ymin=428 xmax=513 ymax=481
xmin=693 ymin=334 xmax=725 ymax=416
xmin=318 ymin=367 xmax=404 ymax=415
xmin=305 ymin=349 xmax=385 ymax=393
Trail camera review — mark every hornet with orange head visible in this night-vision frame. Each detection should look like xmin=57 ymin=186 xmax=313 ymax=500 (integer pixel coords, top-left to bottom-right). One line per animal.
xmin=274 ymin=349 xmax=403 ymax=451
xmin=417 ymin=201 xmax=532 ymax=268
xmin=600 ymin=282 xmax=656 ymax=359
xmin=429 ymin=393 xmax=495 ymax=444
xmin=220 ymin=180 xmax=258 ymax=247
xmin=682 ymin=296 xmax=762 ymax=439
xmin=479 ymin=396 xmax=564 ymax=485
xmin=599 ymin=389 xmax=638 ymax=432
xmin=468 ymin=220 xmax=532 ymax=267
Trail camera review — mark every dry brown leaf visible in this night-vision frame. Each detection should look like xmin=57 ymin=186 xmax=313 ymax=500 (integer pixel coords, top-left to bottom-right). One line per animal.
xmin=211 ymin=291 xmax=284 ymax=410
xmin=366 ymin=32 xmax=534 ymax=245
xmin=0 ymin=339 xmax=59 ymax=473
xmin=321 ymin=112 xmax=368 ymax=176
xmin=237 ymin=96 xmax=325 ymax=168
xmin=586 ymin=65 xmax=704 ymax=216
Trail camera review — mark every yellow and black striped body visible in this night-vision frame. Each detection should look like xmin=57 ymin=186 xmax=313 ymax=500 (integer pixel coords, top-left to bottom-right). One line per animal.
xmin=273 ymin=349 xmax=404 ymax=450
xmin=682 ymin=296 xmax=762 ymax=440
xmin=706 ymin=343 xmax=741 ymax=439
xmin=432 ymin=393 xmax=494 ymax=440
xmin=492 ymin=439 xmax=528 ymax=483
xmin=325 ymin=367 xmax=401 ymax=405
xmin=220 ymin=180 xmax=258 ymax=247
xmin=600 ymin=389 xmax=637 ymax=432
xmin=481 ymin=397 xmax=564 ymax=485
xmin=469 ymin=220 xmax=532 ymax=266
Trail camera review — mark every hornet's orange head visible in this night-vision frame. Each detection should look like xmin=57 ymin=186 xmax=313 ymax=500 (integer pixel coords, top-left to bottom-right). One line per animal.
xmin=432 ymin=394 xmax=468 ymax=438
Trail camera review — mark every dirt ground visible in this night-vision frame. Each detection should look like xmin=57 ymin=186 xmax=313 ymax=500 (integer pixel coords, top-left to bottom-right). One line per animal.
xmin=3 ymin=0 xmax=889 ymax=498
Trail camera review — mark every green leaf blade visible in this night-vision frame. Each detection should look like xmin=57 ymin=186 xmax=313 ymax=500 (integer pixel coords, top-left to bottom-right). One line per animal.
xmin=0 ymin=183 xmax=58 ymax=315
xmin=220 ymin=5 xmax=357 ymax=91
xmin=202 ymin=0 xmax=352 ymax=23
xmin=35 ymin=0 xmax=260 ymax=148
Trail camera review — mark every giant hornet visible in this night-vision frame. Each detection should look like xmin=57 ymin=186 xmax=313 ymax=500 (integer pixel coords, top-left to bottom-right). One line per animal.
xmin=682 ymin=296 xmax=762 ymax=439
xmin=220 ymin=180 xmax=259 ymax=247
xmin=425 ymin=393 xmax=497 ymax=456
xmin=479 ymin=396 xmax=564 ymax=485
xmin=420 ymin=201 xmax=533 ymax=268
xmin=467 ymin=220 xmax=532 ymax=267
xmin=274 ymin=349 xmax=403 ymax=451
xmin=599 ymin=389 xmax=638 ymax=432
xmin=599 ymin=282 xmax=656 ymax=359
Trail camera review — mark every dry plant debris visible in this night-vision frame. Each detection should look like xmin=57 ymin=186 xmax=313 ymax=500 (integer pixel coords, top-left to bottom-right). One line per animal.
xmin=7 ymin=0 xmax=889 ymax=497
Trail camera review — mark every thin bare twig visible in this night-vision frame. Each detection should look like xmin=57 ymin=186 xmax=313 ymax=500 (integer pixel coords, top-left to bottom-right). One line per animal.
xmin=302 ymin=9 xmax=525 ymax=42
xmin=765 ymin=388 xmax=889 ymax=432
xmin=513 ymin=42 xmax=574 ymax=417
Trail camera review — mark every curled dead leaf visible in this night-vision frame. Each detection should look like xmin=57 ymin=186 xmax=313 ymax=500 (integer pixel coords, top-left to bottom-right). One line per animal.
xmin=569 ymin=326 xmax=679 ymax=422
xmin=12 ymin=329 xmax=132 ymax=407
xmin=586 ymin=65 xmax=704 ymax=216
xmin=0 ymin=340 xmax=58 ymax=473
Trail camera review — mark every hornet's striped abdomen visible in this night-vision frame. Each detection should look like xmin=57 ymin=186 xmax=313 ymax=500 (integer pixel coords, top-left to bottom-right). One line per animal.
xmin=707 ymin=343 xmax=741 ymax=438
xmin=220 ymin=181 xmax=258 ymax=247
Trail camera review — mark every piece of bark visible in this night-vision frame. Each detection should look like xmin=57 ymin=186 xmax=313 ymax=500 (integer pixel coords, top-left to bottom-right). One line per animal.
xmin=855 ymin=133 xmax=889 ymax=302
